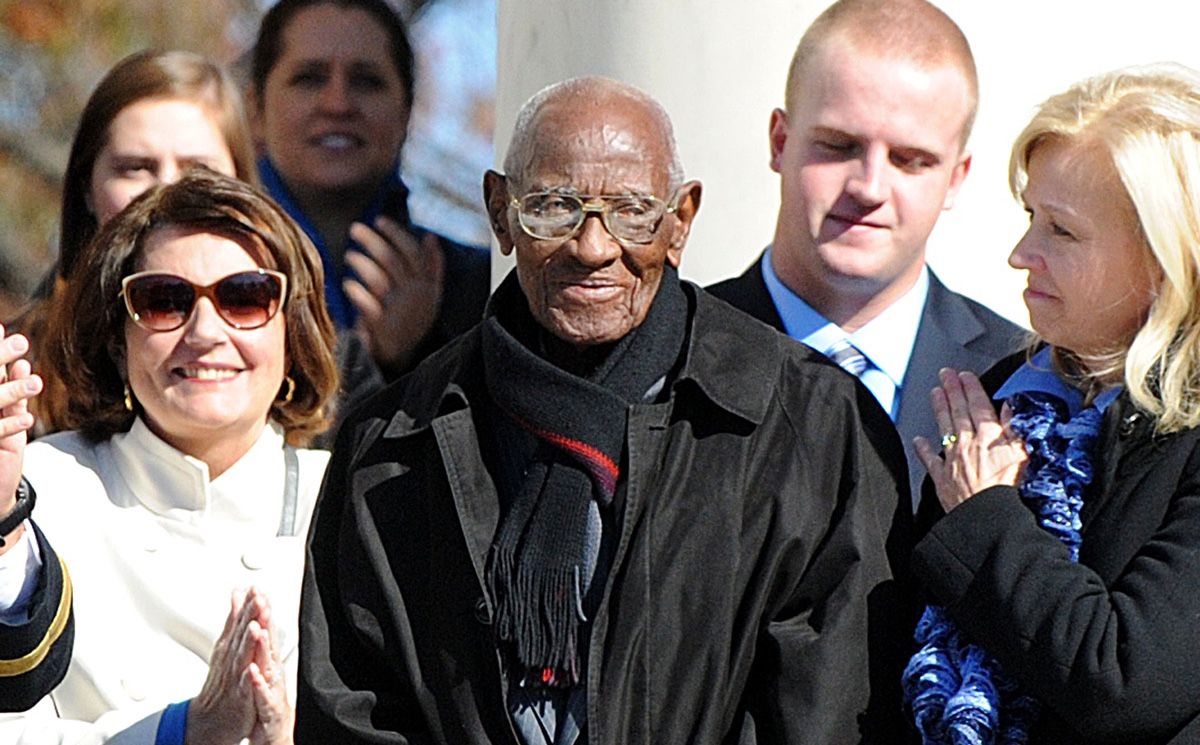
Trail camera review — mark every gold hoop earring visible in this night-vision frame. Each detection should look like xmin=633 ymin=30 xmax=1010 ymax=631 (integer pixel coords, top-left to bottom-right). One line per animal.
xmin=124 ymin=384 xmax=134 ymax=412
xmin=280 ymin=376 xmax=295 ymax=404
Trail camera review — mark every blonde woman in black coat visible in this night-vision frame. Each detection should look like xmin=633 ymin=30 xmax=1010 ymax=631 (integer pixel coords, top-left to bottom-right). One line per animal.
xmin=905 ymin=64 xmax=1200 ymax=744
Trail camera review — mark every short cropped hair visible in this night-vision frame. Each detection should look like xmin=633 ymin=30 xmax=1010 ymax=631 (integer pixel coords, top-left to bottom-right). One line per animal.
xmin=58 ymin=50 xmax=257 ymax=283
xmin=42 ymin=169 xmax=339 ymax=445
xmin=251 ymin=0 xmax=415 ymax=108
xmin=502 ymin=76 xmax=685 ymax=194
xmin=1009 ymin=63 xmax=1200 ymax=434
xmin=785 ymin=0 xmax=978 ymax=148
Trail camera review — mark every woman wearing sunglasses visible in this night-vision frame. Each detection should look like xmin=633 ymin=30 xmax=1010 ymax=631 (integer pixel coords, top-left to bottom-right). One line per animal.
xmin=0 ymin=168 xmax=337 ymax=744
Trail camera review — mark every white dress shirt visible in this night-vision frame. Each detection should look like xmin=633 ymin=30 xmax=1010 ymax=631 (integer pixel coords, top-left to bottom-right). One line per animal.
xmin=761 ymin=247 xmax=928 ymax=419
xmin=0 ymin=522 xmax=41 ymax=624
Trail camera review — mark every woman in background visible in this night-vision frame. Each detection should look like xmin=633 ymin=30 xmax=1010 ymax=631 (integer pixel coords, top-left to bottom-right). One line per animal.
xmin=55 ymin=50 xmax=256 ymax=284
xmin=250 ymin=0 xmax=490 ymax=379
xmin=905 ymin=64 xmax=1200 ymax=743
xmin=24 ymin=49 xmax=256 ymax=432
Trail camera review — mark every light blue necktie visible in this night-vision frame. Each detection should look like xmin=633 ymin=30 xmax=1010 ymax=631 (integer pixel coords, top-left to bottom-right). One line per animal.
xmin=826 ymin=339 xmax=868 ymax=377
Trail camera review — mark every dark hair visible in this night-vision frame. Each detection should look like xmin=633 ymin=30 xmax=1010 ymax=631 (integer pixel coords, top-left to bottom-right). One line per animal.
xmin=42 ymin=168 xmax=339 ymax=445
xmin=58 ymin=49 xmax=257 ymax=283
xmin=251 ymin=0 xmax=415 ymax=107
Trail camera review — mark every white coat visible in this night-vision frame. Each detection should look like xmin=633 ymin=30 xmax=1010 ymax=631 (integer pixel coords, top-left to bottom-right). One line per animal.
xmin=0 ymin=418 xmax=329 ymax=743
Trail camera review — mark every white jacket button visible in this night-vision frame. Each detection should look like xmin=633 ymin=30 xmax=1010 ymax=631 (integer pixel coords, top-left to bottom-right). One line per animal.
xmin=242 ymin=550 xmax=268 ymax=570
xmin=121 ymin=676 xmax=147 ymax=701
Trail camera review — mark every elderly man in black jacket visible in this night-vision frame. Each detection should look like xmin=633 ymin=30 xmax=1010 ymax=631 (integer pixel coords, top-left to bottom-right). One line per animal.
xmin=296 ymin=76 xmax=911 ymax=745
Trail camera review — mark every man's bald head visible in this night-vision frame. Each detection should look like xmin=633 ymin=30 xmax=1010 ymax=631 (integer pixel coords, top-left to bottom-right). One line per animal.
xmin=786 ymin=0 xmax=978 ymax=147
xmin=484 ymin=76 xmax=702 ymax=350
xmin=502 ymin=76 xmax=685 ymax=194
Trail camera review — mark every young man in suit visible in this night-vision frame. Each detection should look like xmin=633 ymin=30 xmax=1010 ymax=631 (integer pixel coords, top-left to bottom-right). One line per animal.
xmin=709 ymin=0 xmax=1024 ymax=507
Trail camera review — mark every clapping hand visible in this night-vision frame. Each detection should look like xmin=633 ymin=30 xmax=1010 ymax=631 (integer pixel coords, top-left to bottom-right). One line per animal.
xmin=913 ymin=368 xmax=1028 ymax=513
xmin=346 ymin=216 xmax=445 ymax=374
xmin=0 ymin=327 xmax=41 ymax=552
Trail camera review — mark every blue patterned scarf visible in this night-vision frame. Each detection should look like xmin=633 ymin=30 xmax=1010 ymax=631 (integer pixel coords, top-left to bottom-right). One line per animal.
xmin=903 ymin=388 xmax=1104 ymax=744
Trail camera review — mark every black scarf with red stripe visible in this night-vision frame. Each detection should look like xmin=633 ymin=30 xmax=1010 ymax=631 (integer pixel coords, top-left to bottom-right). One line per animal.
xmin=481 ymin=268 xmax=687 ymax=687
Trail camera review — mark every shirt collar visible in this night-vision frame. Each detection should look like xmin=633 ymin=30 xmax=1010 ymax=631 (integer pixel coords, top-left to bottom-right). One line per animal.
xmin=760 ymin=247 xmax=928 ymax=387
xmin=994 ymin=347 xmax=1122 ymax=415
xmin=109 ymin=417 xmax=289 ymax=524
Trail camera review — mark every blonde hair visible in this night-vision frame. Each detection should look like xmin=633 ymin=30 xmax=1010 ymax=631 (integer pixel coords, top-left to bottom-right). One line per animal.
xmin=1009 ymin=63 xmax=1200 ymax=433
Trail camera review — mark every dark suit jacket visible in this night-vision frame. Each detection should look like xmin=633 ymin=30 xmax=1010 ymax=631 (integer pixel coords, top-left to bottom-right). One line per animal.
xmin=708 ymin=253 xmax=1026 ymax=509
xmin=0 ymin=522 xmax=74 ymax=712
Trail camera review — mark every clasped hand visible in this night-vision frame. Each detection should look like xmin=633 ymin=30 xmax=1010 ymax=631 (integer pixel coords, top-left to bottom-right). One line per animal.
xmin=187 ymin=587 xmax=292 ymax=745
xmin=913 ymin=368 xmax=1028 ymax=513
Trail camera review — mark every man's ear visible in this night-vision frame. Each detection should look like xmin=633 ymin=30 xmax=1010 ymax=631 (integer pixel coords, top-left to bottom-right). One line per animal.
xmin=942 ymin=151 xmax=972 ymax=211
xmin=665 ymin=179 xmax=702 ymax=268
xmin=483 ymin=169 xmax=515 ymax=256
xmin=769 ymin=108 xmax=790 ymax=173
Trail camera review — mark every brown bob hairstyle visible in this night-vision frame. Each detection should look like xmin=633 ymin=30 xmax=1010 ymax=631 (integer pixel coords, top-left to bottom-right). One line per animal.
xmin=57 ymin=49 xmax=257 ymax=283
xmin=41 ymin=168 xmax=338 ymax=446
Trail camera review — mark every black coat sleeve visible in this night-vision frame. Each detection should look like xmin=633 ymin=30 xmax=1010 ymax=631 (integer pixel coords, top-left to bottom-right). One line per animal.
xmin=742 ymin=367 xmax=915 ymax=745
xmin=913 ymin=472 xmax=1200 ymax=741
xmin=0 ymin=521 xmax=74 ymax=712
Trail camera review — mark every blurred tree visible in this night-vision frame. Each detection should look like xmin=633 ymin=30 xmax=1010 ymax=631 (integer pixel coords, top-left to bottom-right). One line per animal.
xmin=0 ymin=0 xmax=428 ymax=319
xmin=0 ymin=0 xmax=263 ymax=318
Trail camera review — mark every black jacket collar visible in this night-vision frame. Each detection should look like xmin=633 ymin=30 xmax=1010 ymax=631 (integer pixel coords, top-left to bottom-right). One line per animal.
xmin=380 ymin=280 xmax=787 ymax=440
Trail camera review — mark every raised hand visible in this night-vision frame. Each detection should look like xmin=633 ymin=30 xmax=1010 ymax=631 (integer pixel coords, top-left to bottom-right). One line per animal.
xmin=0 ymin=327 xmax=42 ymax=552
xmin=913 ymin=368 xmax=1028 ymax=513
xmin=345 ymin=216 xmax=445 ymax=373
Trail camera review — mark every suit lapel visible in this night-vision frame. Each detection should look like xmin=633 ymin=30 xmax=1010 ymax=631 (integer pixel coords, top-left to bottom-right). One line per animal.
xmin=710 ymin=255 xmax=787 ymax=333
xmin=897 ymin=276 xmax=993 ymax=443
xmin=896 ymin=276 xmax=997 ymax=504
